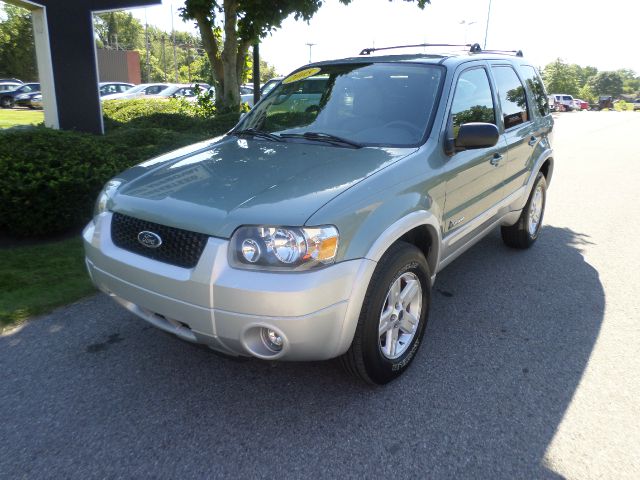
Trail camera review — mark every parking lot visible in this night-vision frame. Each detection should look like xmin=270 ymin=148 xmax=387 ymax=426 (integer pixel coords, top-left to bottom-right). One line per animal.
xmin=1 ymin=112 xmax=639 ymax=479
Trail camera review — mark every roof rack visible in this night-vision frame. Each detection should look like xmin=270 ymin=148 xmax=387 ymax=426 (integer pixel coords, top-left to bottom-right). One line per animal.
xmin=359 ymin=43 xmax=474 ymax=56
xmin=358 ymin=42 xmax=523 ymax=57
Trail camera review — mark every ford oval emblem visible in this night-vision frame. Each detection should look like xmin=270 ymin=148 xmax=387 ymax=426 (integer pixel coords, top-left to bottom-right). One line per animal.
xmin=137 ymin=231 xmax=162 ymax=249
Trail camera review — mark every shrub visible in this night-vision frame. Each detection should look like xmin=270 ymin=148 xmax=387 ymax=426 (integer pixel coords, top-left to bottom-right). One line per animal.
xmin=102 ymin=98 xmax=192 ymax=124
xmin=0 ymin=128 xmax=124 ymax=237
xmin=0 ymin=109 xmax=242 ymax=238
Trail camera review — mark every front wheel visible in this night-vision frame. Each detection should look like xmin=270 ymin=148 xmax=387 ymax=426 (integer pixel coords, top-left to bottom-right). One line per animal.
xmin=340 ymin=242 xmax=430 ymax=385
xmin=501 ymin=172 xmax=547 ymax=248
xmin=0 ymin=96 xmax=14 ymax=109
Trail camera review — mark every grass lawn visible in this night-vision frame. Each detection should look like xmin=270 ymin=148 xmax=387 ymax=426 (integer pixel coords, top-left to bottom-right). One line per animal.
xmin=0 ymin=108 xmax=44 ymax=129
xmin=0 ymin=237 xmax=95 ymax=331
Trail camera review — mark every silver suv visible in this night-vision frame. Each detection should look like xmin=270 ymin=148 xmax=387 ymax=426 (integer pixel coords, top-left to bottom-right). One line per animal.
xmin=84 ymin=44 xmax=554 ymax=384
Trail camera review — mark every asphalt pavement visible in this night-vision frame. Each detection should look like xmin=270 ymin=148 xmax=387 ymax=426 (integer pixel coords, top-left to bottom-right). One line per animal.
xmin=1 ymin=112 xmax=639 ymax=479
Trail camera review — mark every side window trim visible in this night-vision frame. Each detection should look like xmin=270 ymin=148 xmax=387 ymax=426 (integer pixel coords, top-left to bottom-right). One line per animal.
xmin=440 ymin=62 xmax=501 ymax=154
xmin=448 ymin=63 xmax=499 ymax=131
xmin=489 ymin=63 xmax=532 ymax=131
xmin=521 ymin=64 xmax=550 ymax=118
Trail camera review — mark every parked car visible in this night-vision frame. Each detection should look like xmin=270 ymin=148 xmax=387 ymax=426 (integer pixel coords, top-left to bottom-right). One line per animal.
xmin=260 ymin=77 xmax=283 ymax=97
xmin=573 ymin=98 xmax=588 ymax=110
xmin=266 ymin=76 xmax=329 ymax=115
xmin=549 ymin=93 xmax=575 ymax=111
xmin=207 ymin=85 xmax=256 ymax=107
xmin=14 ymin=91 xmax=42 ymax=109
xmin=101 ymin=83 xmax=171 ymax=100
xmin=0 ymin=78 xmax=22 ymax=84
xmin=589 ymin=96 xmax=615 ymax=111
xmin=147 ymin=84 xmax=208 ymax=101
xmin=0 ymin=82 xmax=40 ymax=108
xmin=29 ymin=93 xmax=43 ymax=110
xmin=0 ymin=81 xmax=23 ymax=95
xmin=84 ymin=45 xmax=554 ymax=384
xmin=99 ymin=82 xmax=134 ymax=96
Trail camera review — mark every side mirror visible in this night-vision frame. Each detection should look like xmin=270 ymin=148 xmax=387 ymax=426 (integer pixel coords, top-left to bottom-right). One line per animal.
xmin=455 ymin=122 xmax=499 ymax=150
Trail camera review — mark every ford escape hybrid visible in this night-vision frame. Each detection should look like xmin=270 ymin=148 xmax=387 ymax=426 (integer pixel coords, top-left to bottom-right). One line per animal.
xmin=84 ymin=43 xmax=554 ymax=384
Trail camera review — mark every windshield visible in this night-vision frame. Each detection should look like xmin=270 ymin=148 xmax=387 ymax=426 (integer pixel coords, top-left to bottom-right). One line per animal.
xmin=238 ymin=63 xmax=443 ymax=147
xmin=122 ymin=85 xmax=148 ymax=94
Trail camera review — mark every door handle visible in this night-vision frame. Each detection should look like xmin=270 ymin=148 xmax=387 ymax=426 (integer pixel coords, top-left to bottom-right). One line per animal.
xmin=490 ymin=153 xmax=503 ymax=166
xmin=528 ymin=136 xmax=537 ymax=146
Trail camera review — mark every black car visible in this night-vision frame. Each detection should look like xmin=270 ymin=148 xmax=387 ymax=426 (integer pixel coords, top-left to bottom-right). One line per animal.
xmin=0 ymin=82 xmax=40 ymax=108
xmin=15 ymin=91 xmax=43 ymax=109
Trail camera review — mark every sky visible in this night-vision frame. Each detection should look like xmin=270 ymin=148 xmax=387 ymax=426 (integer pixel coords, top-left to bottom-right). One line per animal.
xmin=129 ymin=0 xmax=640 ymax=76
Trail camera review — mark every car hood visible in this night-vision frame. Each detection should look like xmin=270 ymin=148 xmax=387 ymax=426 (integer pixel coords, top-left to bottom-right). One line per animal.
xmin=111 ymin=135 xmax=414 ymax=238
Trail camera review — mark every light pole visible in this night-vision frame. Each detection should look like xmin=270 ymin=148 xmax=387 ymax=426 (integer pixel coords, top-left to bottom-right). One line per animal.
xmin=483 ymin=0 xmax=492 ymax=49
xmin=459 ymin=20 xmax=477 ymax=44
xmin=305 ymin=42 xmax=316 ymax=64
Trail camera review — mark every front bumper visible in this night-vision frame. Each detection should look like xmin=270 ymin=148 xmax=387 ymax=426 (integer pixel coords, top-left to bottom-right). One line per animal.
xmin=83 ymin=213 xmax=376 ymax=361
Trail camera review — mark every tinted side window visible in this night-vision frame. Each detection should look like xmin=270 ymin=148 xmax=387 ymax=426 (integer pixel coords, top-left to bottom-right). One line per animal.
xmin=451 ymin=68 xmax=496 ymax=139
xmin=492 ymin=66 xmax=529 ymax=129
xmin=520 ymin=65 xmax=548 ymax=116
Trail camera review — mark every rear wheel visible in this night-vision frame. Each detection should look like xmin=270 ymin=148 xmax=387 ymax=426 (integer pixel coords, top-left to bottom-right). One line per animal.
xmin=340 ymin=242 xmax=430 ymax=385
xmin=501 ymin=172 xmax=547 ymax=249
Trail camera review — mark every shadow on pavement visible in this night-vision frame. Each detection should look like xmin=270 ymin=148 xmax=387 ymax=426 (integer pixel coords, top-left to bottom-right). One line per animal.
xmin=0 ymin=226 xmax=604 ymax=478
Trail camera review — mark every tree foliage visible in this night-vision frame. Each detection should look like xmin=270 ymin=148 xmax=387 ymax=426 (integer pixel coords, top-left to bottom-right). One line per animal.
xmin=181 ymin=0 xmax=430 ymax=111
xmin=0 ymin=4 xmax=37 ymax=81
xmin=587 ymin=71 xmax=624 ymax=98
xmin=541 ymin=58 xmax=638 ymax=100
xmin=94 ymin=11 xmax=143 ymax=51
xmin=542 ymin=59 xmax=581 ymax=97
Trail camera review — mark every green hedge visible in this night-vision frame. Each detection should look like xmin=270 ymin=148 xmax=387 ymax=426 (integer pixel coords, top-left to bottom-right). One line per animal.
xmin=101 ymin=98 xmax=192 ymax=123
xmin=0 ymin=129 xmax=125 ymax=237
xmin=0 ymin=106 xmax=241 ymax=238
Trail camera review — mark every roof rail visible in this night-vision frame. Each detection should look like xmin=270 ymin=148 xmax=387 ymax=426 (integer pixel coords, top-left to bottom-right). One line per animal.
xmin=359 ymin=43 xmax=475 ymax=56
xmin=359 ymin=42 xmax=523 ymax=57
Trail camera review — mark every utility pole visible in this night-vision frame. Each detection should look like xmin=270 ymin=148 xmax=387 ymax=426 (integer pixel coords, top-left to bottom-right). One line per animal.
xmin=144 ymin=9 xmax=151 ymax=82
xmin=459 ymin=20 xmax=477 ymax=45
xmin=187 ymin=42 xmax=192 ymax=82
xmin=161 ymin=35 xmax=167 ymax=81
xmin=483 ymin=0 xmax=492 ymax=49
xmin=305 ymin=42 xmax=316 ymax=64
xmin=171 ymin=3 xmax=178 ymax=82
xmin=252 ymin=42 xmax=260 ymax=105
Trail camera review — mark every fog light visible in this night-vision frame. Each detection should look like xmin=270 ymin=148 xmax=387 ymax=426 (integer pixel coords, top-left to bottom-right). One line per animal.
xmin=261 ymin=328 xmax=283 ymax=352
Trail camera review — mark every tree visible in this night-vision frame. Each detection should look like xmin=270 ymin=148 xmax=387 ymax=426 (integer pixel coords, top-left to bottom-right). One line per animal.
xmin=181 ymin=0 xmax=430 ymax=111
xmin=94 ymin=11 xmax=144 ymax=50
xmin=0 ymin=4 xmax=37 ymax=80
xmin=542 ymin=59 xmax=580 ymax=96
xmin=588 ymin=71 xmax=624 ymax=98
xmin=616 ymin=69 xmax=639 ymax=95
xmin=246 ymin=56 xmax=279 ymax=84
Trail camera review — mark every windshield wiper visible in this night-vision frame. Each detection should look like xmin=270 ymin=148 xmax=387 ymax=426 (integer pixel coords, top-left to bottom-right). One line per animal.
xmin=280 ymin=132 xmax=363 ymax=149
xmin=233 ymin=128 xmax=284 ymax=142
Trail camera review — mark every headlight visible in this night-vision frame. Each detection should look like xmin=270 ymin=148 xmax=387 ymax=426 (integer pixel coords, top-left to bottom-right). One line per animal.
xmin=94 ymin=180 xmax=122 ymax=218
xmin=230 ymin=225 xmax=339 ymax=271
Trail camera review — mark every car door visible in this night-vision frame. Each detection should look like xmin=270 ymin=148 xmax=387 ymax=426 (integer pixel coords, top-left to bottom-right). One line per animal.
xmin=442 ymin=64 xmax=508 ymax=239
xmin=489 ymin=64 xmax=537 ymax=196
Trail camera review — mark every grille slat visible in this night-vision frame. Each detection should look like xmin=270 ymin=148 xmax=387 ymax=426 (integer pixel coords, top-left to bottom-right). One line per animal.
xmin=111 ymin=212 xmax=208 ymax=268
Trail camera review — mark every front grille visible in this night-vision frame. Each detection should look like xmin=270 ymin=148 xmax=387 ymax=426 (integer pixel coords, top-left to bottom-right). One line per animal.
xmin=111 ymin=212 xmax=209 ymax=268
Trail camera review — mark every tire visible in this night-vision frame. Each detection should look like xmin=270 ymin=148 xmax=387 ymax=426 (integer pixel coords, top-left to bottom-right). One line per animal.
xmin=340 ymin=241 xmax=430 ymax=385
xmin=0 ymin=96 xmax=14 ymax=109
xmin=501 ymin=172 xmax=547 ymax=249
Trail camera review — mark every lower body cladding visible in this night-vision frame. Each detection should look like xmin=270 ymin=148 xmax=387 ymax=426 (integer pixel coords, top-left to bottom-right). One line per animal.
xmin=83 ymin=213 xmax=376 ymax=361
